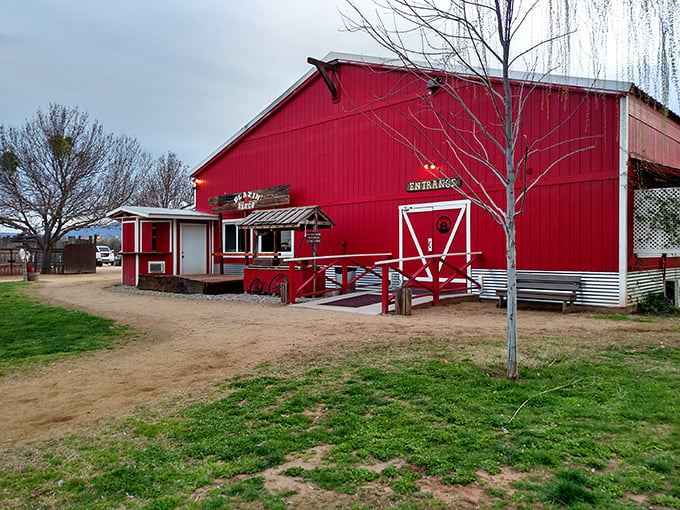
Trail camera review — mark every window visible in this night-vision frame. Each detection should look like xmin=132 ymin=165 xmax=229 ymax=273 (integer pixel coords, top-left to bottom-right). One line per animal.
xmin=223 ymin=222 xmax=247 ymax=253
xmin=280 ymin=230 xmax=293 ymax=256
xmin=258 ymin=230 xmax=294 ymax=256
xmin=259 ymin=231 xmax=275 ymax=253
xmin=142 ymin=221 xmax=169 ymax=252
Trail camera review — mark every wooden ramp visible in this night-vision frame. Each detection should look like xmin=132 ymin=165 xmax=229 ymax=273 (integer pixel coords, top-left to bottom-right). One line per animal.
xmin=138 ymin=274 xmax=243 ymax=295
xmin=293 ymin=291 xmax=479 ymax=315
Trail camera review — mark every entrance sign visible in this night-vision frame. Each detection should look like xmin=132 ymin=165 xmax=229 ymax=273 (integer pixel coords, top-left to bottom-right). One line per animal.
xmin=406 ymin=178 xmax=461 ymax=192
xmin=209 ymin=184 xmax=290 ymax=213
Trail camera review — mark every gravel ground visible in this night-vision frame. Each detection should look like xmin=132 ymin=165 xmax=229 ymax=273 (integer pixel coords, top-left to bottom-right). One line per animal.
xmin=107 ymin=284 xmax=284 ymax=304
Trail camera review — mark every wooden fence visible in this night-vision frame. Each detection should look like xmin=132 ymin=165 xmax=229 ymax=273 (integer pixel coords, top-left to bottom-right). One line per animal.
xmin=0 ymin=238 xmax=97 ymax=275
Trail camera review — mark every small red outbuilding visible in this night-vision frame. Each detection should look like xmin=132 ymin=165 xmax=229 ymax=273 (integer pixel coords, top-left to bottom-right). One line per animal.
xmin=107 ymin=206 xmax=217 ymax=286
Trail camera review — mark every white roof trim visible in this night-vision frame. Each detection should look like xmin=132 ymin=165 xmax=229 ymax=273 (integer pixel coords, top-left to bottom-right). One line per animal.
xmin=107 ymin=206 xmax=217 ymax=221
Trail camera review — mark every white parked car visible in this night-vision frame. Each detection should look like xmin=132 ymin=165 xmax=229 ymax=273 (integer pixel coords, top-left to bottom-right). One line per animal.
xmin=96 ymin=245 xmax=115 ymax=266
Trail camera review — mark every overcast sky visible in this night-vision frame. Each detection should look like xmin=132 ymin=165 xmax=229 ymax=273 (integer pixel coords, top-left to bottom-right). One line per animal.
xmin=2 ymin=1 xmax=677 ymax=175
xmin=0 ymin=0 xmax=381 ymax=170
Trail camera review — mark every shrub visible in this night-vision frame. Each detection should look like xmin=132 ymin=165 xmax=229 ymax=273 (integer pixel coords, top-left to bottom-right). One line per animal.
xmin=637 ymin=292 xmax=678 ymax=315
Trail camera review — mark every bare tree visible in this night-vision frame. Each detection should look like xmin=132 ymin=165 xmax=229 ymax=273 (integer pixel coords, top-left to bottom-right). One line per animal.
xmin=0 ymin=104 xmax=147 ymax=273
xmin=343 ymin=0 xmax=679 ymax=379
xmin=134 ymin=151 xmax=193 ymax=209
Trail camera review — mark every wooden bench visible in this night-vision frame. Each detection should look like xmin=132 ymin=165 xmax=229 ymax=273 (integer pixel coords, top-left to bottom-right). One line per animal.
xmin=496 ymin=273 xmax=581 ymax=313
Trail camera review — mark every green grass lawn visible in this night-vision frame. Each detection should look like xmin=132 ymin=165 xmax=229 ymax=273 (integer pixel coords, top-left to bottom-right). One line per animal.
xmin=0 ymin=285 xmax=678 ymax=509
xmin=0 ymin=282 xmax=127 ymax=373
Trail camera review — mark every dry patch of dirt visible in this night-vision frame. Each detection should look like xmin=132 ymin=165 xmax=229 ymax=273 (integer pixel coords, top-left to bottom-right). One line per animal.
xmin=417 ymin=467 xmax=528 ymax=509
xmin=190 ymin=445 xmax=531 ymax=509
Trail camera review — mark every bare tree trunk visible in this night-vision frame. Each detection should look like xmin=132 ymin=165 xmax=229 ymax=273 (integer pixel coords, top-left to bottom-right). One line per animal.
xmin=40 ymin=244 xmax=52 ymax=274
xmin=505 ymin=217 xmax=518 ymax=380
xmin=502 ymin=23 xmax=519 ymax=380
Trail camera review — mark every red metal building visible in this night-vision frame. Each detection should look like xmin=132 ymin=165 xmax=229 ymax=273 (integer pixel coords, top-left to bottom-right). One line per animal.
xmin=111 ymin=53 xmax=680 ymax=308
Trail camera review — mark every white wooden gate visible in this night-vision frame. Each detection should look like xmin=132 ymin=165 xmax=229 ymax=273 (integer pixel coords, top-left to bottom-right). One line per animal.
xmin=399 ymin=200 xmax=471 ymax=284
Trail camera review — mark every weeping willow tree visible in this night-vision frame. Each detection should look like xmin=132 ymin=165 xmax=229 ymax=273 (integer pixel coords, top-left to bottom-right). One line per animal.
xmin=343 ymin=0 xmax=679 ymax=379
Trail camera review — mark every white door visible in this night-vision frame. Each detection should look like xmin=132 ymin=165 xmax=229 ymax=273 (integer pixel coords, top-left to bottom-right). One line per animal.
xmin=399 ymin=200 xmax=471 ymax=284
xmin=180 ymin=224 xmax=207 ymax=275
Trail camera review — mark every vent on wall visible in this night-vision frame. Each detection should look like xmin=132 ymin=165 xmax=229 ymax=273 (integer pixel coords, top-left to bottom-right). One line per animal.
xmin=148 ymin=261 xmax=165 ymax=274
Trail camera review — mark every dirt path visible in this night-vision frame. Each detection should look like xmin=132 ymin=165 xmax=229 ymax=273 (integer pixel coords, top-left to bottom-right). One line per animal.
xmin=0 ymin=268 xmax=675 ymax=448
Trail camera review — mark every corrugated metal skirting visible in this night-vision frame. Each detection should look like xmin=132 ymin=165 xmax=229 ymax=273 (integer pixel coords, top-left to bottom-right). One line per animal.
xmin=213 ymin=263 xmax=245 ymax=277
xmin=627 ymin=268 xmax=680 ymax=305
xmin=473 ymin=269 xmax=621 ymax=308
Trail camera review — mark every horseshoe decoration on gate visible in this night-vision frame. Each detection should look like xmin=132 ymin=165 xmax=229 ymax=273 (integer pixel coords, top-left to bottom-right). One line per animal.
xmin=436 ymin=215 xmax=452 ymax=234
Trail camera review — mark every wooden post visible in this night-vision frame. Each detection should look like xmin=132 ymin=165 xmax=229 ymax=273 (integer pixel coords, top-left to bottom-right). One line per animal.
xmin=312 ymin=216 xmax=318 ymax=294
xmin=395 ymin=288 xmax=412 ymax=315
xmin=404 ymin=288 xmax=412 ymax=315
xmin=395 ymin=287 xmax=403 ymax=315
xmin=280 ymin=281 xmax=289 ymax=304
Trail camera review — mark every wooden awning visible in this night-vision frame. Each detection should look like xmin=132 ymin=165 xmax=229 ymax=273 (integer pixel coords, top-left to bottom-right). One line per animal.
xmin=238 ymin=206 xmax=334 ymax=231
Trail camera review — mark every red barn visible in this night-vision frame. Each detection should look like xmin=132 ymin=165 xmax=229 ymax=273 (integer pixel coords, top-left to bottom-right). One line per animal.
xmin=110 ymin=53 xmax=680 ymax=309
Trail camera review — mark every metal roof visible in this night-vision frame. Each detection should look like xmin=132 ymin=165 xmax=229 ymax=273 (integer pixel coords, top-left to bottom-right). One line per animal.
xmin=106 ymin=206 xmax=217 ymax=221
xmin=238 ymin=206 xmax=334 ymax=231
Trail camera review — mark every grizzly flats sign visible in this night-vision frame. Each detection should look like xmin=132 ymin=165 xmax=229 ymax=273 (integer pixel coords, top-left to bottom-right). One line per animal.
xmin=406 ymin=178 xmax=462 ymax=192
xmin=209 ymin=184 xmax=290 ymax=213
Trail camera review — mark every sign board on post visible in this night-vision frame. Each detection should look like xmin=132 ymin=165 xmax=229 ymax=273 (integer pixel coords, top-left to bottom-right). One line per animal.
xmin=306 ymin=232 xmax=321 ymax=244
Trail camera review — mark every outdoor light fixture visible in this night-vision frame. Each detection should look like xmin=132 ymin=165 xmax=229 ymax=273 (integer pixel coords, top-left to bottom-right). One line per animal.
xmin=426 ymin=77 xmax=442 ymax=94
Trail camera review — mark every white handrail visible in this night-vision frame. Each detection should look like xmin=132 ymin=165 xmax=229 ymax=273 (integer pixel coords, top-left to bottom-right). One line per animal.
xmin=376 ymin=251 xmax=482 ymax=265
xmin=283 ymin=252 xmax=392 ymax=263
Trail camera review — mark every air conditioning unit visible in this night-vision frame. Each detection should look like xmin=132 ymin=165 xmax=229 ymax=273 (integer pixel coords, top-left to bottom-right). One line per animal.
xmin=148 ymin=261 xmax=165 ymax=274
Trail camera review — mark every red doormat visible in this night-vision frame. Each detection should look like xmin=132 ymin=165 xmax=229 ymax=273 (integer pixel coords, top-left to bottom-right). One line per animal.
xmin=320 ymin=293 xmax=383 ymax=308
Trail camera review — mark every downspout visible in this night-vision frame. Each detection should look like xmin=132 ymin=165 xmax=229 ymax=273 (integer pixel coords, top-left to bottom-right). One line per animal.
xmin=618 ymin=95 xmax=630 ymax=307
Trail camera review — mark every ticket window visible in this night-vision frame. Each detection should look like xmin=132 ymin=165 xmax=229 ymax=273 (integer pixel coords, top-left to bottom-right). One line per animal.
xmin=258 ymin=230 xmax=293 ymax=258
xmin=142 ymin=222 xmax=170 ymax=252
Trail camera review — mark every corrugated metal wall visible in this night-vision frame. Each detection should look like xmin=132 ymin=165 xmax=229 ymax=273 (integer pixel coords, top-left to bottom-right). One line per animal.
xmin=627 ymin=268 xmax=680 ymax=305
xmin=213 ymin=263 xmax=245 ymax=277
